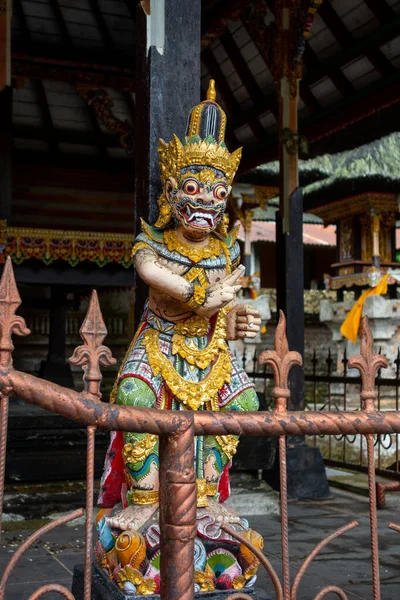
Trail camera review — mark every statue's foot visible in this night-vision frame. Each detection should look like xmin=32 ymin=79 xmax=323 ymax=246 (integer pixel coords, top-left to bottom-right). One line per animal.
xmin=199 ymin=497 xmax=244 ymax=525
xmin=106 ymin=502 xmax=159 ymax=532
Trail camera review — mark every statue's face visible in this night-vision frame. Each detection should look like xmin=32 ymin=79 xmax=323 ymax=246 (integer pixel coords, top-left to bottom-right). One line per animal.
xmin=166 ymin=167 xmax=231 ymax=234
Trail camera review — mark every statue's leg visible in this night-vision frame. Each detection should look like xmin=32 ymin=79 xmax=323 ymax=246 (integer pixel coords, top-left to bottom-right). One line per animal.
xmin=204 ymin=388 xmax=259 ymax=485
xmin=116 ymin=377 xmax=159 ymax=499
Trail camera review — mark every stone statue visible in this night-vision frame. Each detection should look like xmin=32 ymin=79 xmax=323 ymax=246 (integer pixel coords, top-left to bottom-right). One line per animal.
xmin=95 ymin=81 xmax=264 ymax=595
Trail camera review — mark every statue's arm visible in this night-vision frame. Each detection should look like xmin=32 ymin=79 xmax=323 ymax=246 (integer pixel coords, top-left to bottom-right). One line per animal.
xmin=134 ymin=247 xmax=194 ymax=302
xmin=135 ymin=248 xmax=246 ymax=317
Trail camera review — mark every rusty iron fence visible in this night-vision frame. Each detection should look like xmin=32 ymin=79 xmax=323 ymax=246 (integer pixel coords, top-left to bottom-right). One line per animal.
xmin=0 ymin=255 xmax=400 ymax=600
xmin=245 ymin=340 xmax=400 ymax=507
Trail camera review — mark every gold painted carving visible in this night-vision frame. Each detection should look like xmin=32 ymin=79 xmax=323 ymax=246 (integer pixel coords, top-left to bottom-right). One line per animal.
xmin=197 ymin=478 xmax=208 ymax=508
xmin=142 ymin=328 xmax=232 ymax=410
xmin=2 ymin=226 xmax=134 ymax=268
xmin=172 ymin=308 xmax=228 ymax=369
xmin=232 ymin=576 xmax=246 ymax=590
xmin=175 ymin=315 xmax=209 ymax=337
xmin=164 ymin=229 xmax=222 ymax=263
xmin=195 ymin=566 xmax=216 ymax=592
xmin=186 ymin=285 xmax=207 ymax=311
xmin=206 ymin=482 xmax=218 ymax=496
xmin=122 ymin=434 xmax=158 ymax=465
xmin=183 ymin=267 xmax=209 ymax=288
xmin=309 ymin=193 xmax=397 ymax=225
xmin=115 ymin=531 xmax=147 ymax=569
xmin=158 ymin=135 xmax=242 ymax=188
xmin=340 ymin=217 xmax=353 ymax=261
xmin=115 ymin=566 xmax=156 ymax=595
xmin=215 ymin=435 xmax=240 ymax=461
xmin=131 ymin=489 xmax=159 ymax=506
xmin=131 ymin=241 xmax=156 ymax=259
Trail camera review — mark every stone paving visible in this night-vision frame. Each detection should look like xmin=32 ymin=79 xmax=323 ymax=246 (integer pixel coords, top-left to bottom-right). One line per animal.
xmin=1 ymin=488 xmax=399 ymax=599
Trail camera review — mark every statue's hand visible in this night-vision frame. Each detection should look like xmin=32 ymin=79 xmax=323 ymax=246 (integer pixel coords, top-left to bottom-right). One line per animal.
xmin=226 ymin=304 xmax=261 ymax=340
xmin=196 ymin=266 xmax=244 ymax=318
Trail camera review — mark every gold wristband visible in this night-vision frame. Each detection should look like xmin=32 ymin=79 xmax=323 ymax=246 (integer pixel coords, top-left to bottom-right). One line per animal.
xmin=187 ymin=285 xmax=206 ymax=310
xmin=206 ymin=482 xmax=218 ymax=497
xmin=196 ymin=478 xmax=208 ymax=508
xmin=131 ymin=489 xmax=159 ymax=505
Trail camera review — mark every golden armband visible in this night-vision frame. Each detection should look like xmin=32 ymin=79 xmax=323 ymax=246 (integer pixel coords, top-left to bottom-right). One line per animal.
xmin=186 ymin=284 xmax=206 ymax=310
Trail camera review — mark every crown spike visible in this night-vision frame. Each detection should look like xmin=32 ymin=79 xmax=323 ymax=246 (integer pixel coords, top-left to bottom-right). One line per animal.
xmin=207 ymin=80 xmax=216 ymax=101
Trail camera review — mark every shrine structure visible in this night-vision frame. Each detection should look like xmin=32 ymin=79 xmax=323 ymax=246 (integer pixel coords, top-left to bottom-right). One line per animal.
xmin=302 ymin=134 xmax=400 ymax=382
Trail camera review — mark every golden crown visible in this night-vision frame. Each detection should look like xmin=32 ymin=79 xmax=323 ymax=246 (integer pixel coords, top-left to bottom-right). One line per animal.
xmin=158 ymin=135 xmax=242 ymax=187
xmin=155 ymin=81 xmax=242 ymax=228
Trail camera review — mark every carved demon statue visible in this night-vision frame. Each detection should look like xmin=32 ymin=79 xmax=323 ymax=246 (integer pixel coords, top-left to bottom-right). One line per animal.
xmin=95 ymin=81 xmax=264 ymax=596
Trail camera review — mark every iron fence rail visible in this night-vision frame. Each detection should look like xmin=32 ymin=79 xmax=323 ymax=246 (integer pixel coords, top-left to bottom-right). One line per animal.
xmin=245 ymin=344 xmax=400 ymax=480
xmin=0 ymin=257 xmax=399 ymax=600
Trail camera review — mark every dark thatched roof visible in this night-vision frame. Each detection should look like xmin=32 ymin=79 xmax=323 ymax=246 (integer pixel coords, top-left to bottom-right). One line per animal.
xmin=243 ymin=133 xmax=400 ymax=211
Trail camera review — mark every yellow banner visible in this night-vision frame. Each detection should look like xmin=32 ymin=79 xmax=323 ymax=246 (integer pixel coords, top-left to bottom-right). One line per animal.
xmin=340 ymin=274 xmax=389 ymax=344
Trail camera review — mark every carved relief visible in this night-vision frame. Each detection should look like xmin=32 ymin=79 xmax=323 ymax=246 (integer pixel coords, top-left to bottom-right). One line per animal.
xmin=340 ymin=217 xmax=353 ymax=261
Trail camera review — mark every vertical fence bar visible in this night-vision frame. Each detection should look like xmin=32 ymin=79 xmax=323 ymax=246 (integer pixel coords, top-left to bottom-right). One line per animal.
xmin=0 ymin=258 xmax=31 ymax=539
xmin=312 ymin=349 xmax=317 ymax=448
xmin=159 ymin=417 xmax=197 ymax=600
xmin=0 ymin=395 xmax=9 ymax=538
xmin=395 ymin=348 xmax=400 ymax=474
xmin=366 ymin=433 xmax=381 ymax=600
xmin=377 ymin=348 xmax=382 ymax=470
xmin=84 ymin=425 xmax=96 ymax=600
xmin=68 ymin=288 xmax=116 ymax=599
xmin=342 ymin=347 xmax=348 ymax=463
xmin=279 ymin=434 xmax=290 ymax=600
xmin=259 ymin=311 xmax=302 ymax=600
xmin=348 ymin=317 xmax=387 ymax=600
xmin=327 ymin=348 xmax=332 ymax=461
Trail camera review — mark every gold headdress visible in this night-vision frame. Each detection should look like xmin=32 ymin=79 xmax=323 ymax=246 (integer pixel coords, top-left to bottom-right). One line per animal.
xmin=155 ymin=80 xmax=242 ymax=228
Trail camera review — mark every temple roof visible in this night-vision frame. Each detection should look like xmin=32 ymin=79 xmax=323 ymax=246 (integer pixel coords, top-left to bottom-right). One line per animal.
xmin=10 ymin=0 xmax=400 ymax=178
xmin=302 ymin=132 xmax=400 ymax=207
xmin=242 ymin=132 xmax=400 ymax=213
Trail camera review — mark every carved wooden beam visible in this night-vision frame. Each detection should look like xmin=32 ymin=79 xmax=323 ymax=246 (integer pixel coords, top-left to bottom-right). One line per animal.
xmin=239 ymin=73 xmax=400 ymax=171
xmin=201 ymin=0 xmax=252 ymax=49
xmin=12 ymin=53 xmax=135 ymax=92
xmin=76 ymin=86 xmax=134 ymax=157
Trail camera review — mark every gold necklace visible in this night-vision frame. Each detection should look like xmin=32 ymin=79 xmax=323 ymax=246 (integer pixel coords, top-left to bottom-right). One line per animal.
xmin=142 ymin=328 xmax=232 ymax=410
xmin=171 ymin=308 xmax=228 ymax=369
xmin=164 ymin=229 xmax=222 ymax=263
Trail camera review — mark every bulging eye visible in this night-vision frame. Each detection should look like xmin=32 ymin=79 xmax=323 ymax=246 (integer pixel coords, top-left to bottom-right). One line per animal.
xmin=182 ymin=179 xmax=200 ymax=195
xmin=213 ymin=184 xmax=228 ymax=200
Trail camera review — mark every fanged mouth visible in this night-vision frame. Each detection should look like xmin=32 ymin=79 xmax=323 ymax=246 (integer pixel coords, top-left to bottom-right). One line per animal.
xmin=179 ymin=202 xmax=221 ymax=229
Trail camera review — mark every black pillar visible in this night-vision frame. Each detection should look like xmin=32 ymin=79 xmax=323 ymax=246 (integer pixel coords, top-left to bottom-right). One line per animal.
xmin=0 ymin=86 xmax=12 ymax=224
xmin=40 ymin=286 xmax=75 ymax=388
xmin=271 ymin=187 xmax=330 ymax=500
xmin=276 ymin=187 xmax=305 ymax=410
xmin=134 ymin=0 xmax=201 ymax=326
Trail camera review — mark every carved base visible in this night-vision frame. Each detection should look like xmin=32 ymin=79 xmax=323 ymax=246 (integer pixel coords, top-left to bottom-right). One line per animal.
xmin=72 ymin=563 xmax=272 ymax=600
